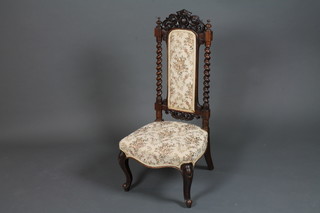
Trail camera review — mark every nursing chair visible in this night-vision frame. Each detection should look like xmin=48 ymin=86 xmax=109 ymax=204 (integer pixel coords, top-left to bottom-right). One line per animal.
xmin=118 ymin=9 xmax=214 ymax=208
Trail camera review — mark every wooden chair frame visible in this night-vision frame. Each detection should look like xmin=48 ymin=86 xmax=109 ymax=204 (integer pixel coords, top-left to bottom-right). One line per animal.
xmin=118 ymin=9 xmax=214 ymax=208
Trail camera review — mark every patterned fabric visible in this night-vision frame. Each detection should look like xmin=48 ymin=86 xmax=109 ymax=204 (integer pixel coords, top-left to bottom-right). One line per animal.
xmin=119 ymin=121 xmax=207 ymax=169
xmin=167 ymin=29 xmax=197 ymax=113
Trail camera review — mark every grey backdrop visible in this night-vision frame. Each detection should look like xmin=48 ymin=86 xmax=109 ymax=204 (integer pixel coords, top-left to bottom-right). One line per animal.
xmin=0 ymin=0 xmax=319 ymax=213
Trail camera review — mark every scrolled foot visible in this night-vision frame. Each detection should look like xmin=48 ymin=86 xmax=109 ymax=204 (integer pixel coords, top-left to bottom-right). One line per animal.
xmin=118 ymin=151 xmax=133 ymax=192
xmin=122 ymin=183 xmax=131 ymax=191
xmin=185 ymin=199 xmax=192 ymax=208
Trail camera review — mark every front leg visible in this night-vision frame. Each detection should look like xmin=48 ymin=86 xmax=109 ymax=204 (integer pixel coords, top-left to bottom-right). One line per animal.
xmin=118 ymin=151 xmax=132 ymax=191
xmin=181 ymin=163 xmax=194 ymax=208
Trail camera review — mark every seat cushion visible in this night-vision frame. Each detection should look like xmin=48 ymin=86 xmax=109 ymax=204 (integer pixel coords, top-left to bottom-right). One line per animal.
xmin=119 ymin=121 xmax=208 ymax=169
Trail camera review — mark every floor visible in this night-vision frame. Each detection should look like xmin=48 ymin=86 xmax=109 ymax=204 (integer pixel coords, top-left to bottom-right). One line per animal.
xmin=0 ymin=122 xmax=319 ymax=213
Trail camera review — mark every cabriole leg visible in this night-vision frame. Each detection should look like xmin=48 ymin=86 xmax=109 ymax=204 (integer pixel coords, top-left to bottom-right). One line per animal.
xmin=181 ymin=163 xmax=194 ymax=208
xmin=118 ymin=151 xmax=132 ymax=191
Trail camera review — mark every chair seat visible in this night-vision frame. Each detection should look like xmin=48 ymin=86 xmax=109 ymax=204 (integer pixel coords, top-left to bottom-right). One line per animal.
xmin=119 ymin=121 xmax=208 ymax=169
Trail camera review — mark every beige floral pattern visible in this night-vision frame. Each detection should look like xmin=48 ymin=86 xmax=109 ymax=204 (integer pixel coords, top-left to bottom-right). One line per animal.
xmin=168 ymin=29 xmax=197 ymax=113
xmin=119 ymin=121 xmax=208 ymax=169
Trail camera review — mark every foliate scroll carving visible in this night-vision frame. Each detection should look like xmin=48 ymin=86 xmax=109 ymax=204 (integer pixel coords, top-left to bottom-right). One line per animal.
xmin=162 ymin=9 xmax=205 ymax=33
xmin=165 ymin=109 xmax=200 ymax=121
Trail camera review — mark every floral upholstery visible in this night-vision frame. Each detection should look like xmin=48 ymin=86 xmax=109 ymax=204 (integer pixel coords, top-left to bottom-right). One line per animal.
xmin=119 ymin=121 xmax=208 ymax=169
xmin=167 ymin=29 xmax=197 ymax=113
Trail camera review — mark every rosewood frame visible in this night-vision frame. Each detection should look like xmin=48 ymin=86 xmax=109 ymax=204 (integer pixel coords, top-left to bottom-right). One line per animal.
xmin=118 ymin=9 xmax=214 ymax=208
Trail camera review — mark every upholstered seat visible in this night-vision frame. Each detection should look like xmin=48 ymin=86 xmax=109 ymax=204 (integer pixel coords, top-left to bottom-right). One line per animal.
xmin=119 ymin=121 xmax=208 ymax=169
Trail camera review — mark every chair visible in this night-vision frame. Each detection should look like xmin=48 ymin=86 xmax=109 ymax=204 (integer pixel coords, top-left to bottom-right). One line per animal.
xmin=118 ymin=9 xmax=214 ymax=208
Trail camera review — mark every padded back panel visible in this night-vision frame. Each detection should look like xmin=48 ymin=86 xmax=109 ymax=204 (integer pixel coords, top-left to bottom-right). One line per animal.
xmin=167 ymin=29 xmax=197 ymax=113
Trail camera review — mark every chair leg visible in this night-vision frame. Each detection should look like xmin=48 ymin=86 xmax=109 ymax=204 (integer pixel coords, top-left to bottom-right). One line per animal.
xmin=204 ymin=135 xmax=214 ymax=170
xmin=118 ymin=151 xmax=132 ymax=191
xmin=181 ymin=163 xmax=194 ymax=208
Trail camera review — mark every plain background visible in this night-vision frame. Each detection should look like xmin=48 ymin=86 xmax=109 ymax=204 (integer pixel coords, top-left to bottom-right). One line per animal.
xmin=0 ymin=0 xmax=319 ymax=212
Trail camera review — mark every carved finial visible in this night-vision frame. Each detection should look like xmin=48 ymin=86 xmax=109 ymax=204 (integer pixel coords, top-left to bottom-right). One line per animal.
xmin=206 ymin=19 xmax=212 ymax=29
xmin=156 ymin=17 xmax=161 ymax=26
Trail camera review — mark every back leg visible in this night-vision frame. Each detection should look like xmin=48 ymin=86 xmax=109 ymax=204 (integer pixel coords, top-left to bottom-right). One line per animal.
xmin=204 ymin=135 xmax=214 ymax=170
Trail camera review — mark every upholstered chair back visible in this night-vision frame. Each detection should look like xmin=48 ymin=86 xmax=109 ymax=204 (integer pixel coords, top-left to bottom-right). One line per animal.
xmin=154 ymin=9 xmax=212 ymax=130
xmin=167 ymin=29 xmax=197 ymax=113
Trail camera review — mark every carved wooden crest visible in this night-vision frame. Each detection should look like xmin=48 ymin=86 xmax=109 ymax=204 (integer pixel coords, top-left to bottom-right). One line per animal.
xmin=161 ymin=9 xmax=205 ymax=33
